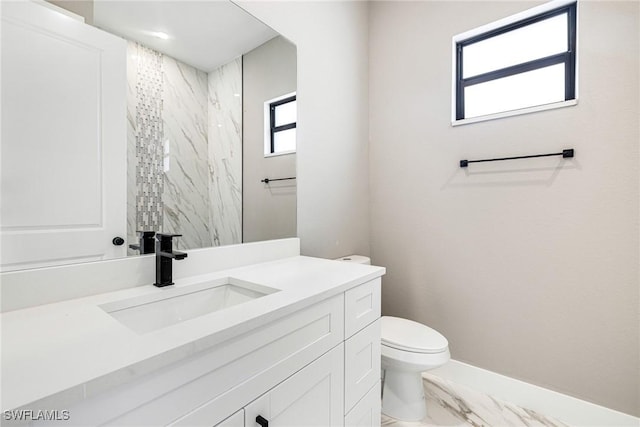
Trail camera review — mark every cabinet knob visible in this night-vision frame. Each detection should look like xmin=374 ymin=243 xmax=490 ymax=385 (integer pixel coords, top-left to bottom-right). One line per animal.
xmin=255 ymin=415 xmax=269 ymax=427
xmin=112 ymin=237 xmax=125 ymax=246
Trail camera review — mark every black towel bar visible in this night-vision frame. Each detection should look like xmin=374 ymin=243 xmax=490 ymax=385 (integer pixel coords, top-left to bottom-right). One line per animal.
xmin=261 ymin=177 xmax=296 ymax=184
xmin=460 ymin=149 xmax=574 ymax=168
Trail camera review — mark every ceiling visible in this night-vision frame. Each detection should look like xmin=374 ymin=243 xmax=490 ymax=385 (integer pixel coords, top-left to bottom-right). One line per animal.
xmin=93 ymin=1 xmax=278 ymax=72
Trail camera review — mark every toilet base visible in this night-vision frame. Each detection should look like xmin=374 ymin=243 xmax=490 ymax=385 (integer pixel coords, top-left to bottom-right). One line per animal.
xmin=381 ymin=369 xmax=426 ymax=421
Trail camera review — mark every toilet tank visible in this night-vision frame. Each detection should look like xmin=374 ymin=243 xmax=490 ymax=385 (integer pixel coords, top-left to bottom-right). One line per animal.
xmin=335 ymin=255 xmax=371 ymax=265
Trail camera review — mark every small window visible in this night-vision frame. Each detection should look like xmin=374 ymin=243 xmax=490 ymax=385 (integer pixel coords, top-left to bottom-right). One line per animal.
xmin=453 ymin=1 xmax=577 ymax=124
xmin=264 ymin=92 xmax=296 ymax=156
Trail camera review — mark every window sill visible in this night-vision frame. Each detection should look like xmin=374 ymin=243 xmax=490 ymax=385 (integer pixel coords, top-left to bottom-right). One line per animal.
xmin=451 ymin=99 xmax=578 ymax=127
xmin=264 ymin=150 xmax=296 ymax=158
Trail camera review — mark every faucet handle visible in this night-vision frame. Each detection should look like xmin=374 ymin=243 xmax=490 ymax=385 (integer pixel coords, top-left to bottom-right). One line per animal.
xmin=155 ymin=233 xmax=182 ymax=241
xmin=155 ymin=233 xmax=184 ymax=254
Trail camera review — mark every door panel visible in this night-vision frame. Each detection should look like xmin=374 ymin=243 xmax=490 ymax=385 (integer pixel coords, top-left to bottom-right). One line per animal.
xmin=1 ymin=1 xmax=127 ymax=271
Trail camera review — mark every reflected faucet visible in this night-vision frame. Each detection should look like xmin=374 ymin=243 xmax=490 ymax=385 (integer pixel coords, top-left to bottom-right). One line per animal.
xmin=129 ymin=230 xmax=156 ymax=254
xmin=154 ymin=233 xmax=187 ymax=287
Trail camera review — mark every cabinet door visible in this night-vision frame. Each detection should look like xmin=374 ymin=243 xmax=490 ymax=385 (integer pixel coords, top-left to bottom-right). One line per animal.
xmin=215 ymin=410 xmax=244 ymax=427
xmin=245 ymin=344 xmax=344 ymax=427
xmin=344 ymin=382 xmax=380 ymax=427
xmin=345 ymin=319 xmax=381 ymax=414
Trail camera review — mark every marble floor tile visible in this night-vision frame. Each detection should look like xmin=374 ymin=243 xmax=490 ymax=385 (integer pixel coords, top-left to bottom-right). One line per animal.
xmin=381 ymin=373 xmax=569 ymax=427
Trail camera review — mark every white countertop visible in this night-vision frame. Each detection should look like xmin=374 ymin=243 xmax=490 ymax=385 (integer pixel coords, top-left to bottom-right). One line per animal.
xmin=0 ymin=256 xmax=384 ymax=411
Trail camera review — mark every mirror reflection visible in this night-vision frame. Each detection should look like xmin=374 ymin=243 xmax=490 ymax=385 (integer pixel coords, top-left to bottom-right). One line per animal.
xmin=0 ymin=0 xmax=297 ymax=272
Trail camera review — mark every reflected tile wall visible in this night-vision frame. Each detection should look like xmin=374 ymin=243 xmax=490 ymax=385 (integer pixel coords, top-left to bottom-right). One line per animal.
xmin=126 ymin=42 xmax=164 ymax=254
xmin=162 ymin=56 xmax=212 ymax=250
xmin=126 ymin=43 xmax=243 ymax=252
xmin=207 ymin=58 xmax=242 ymax=246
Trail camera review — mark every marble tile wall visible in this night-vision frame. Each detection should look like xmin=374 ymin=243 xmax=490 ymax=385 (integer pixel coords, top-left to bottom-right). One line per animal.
xmin=207 ymin=58 xmax=243 ymax=246
xmin=126 ymin=42 xmax=243 ymax=252
xmin=161 ymin=55 xmax=212 ymax=250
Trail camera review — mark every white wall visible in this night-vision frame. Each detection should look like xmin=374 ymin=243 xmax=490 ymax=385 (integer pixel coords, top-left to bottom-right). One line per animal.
xmin=369 ymin=0 xmax=639 ymax=416
xmin=46 ymin=0 xmax=93 ymax=24
xmin=236 ymin=1 xmax=371 ymax=259
xmin=243 ymin=36 xmax=297 ymax=243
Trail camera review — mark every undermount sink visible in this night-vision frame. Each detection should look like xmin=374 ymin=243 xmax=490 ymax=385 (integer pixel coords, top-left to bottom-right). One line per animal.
xmin=100 ymin=277 xmax=280 ymax=334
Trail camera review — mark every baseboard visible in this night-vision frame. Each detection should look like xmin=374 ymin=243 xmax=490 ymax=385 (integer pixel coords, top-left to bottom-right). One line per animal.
xmin=430 ymin=360 xmax=639 ymax=427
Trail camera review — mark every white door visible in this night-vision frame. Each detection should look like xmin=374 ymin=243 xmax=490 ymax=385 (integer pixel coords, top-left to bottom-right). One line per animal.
xmin=1 ymin=1 xmax=127 ymax=271
xmin=245 ymin=345 xmax=344 ymax=427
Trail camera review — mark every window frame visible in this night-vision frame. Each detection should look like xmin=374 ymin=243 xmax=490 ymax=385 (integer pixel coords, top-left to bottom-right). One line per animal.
xmin=265 ymin=93 xmax=297 ymax=157
xmin=452 ymin=0 xmax=578 ymax=125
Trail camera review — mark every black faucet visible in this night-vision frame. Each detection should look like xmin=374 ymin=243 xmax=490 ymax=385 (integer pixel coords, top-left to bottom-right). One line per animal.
xmin=129 ymin=230 xmax=156 ymax=254
xmin=154 ymin=233 xmax=187 ymax=287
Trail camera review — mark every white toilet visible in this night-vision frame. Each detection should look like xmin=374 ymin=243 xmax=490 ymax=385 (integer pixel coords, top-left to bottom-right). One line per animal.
xmin=336 ymin=255 xmax=450 ymax=422
xmin=381 ymin=316 xmax=450 ymax=421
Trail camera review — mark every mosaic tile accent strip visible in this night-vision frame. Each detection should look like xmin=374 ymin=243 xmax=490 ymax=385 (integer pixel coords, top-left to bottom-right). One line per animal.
xmin=134 ymin=43 xmax=164 ymax=232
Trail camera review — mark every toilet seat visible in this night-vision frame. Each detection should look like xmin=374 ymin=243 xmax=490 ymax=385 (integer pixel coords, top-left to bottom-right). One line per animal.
xmin=381 ymin=316 xmax=448 ymax=354
xmin=381 ymin=316 xmax=450 ymax=421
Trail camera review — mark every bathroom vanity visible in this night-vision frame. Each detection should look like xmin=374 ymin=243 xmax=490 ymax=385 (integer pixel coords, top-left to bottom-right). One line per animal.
xmin=0 ymin=239 xmax=384 ymax=426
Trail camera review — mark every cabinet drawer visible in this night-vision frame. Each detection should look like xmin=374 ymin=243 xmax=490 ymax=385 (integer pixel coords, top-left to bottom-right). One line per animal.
xmin=344 ymin=381 xmax=381 ymax=427
xmin=345 ymin=278 xmax=381 ymax=339
xmin=344 ymin=319 xmax=381 ymax=414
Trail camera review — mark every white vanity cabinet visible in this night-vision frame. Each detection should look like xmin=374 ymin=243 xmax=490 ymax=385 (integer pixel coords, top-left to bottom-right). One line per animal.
xmin=30 ymin=278 xmax=382 ymax=427
xmin=175 ymin=277 xmax=382 ymax=427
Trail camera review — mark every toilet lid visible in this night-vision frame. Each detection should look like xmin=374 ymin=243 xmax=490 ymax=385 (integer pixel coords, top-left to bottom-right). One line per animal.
xmin=381 ymin=316 xmax=448 ymax=354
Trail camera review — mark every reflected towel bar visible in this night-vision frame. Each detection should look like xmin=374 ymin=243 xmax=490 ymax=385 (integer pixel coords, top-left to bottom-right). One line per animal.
xmin=261 ymin=177 xmax=296 ymax=184
xmin=460 ymin=149 xmax=574 ymax=168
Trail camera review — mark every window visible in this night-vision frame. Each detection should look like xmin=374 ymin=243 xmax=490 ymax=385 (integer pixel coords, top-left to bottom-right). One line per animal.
xmin=453 ymin=0 xmax=577 ymax=124
xmin=265 ymin=92 xmax=296 ymax=156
